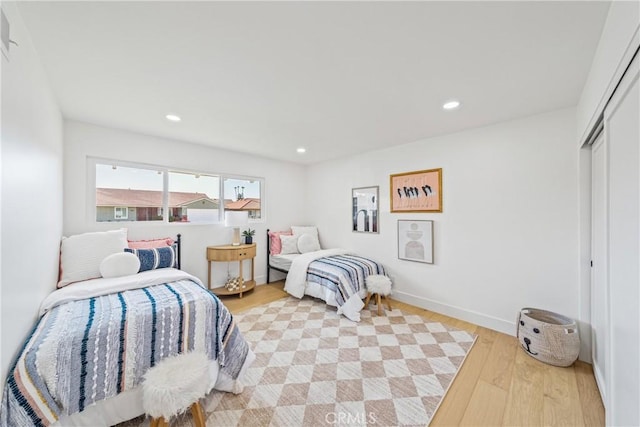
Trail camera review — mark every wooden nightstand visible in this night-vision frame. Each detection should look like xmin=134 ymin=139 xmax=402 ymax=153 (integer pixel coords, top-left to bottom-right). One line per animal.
xmin=206 ymin=243 xmax=256 ymax=298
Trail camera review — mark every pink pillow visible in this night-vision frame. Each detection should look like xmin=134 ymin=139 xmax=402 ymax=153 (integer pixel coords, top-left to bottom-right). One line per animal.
xmin=268 ymin=230 xmax=292 ymax=255
xmin=127 ymin=238 xmax=175 ymax=249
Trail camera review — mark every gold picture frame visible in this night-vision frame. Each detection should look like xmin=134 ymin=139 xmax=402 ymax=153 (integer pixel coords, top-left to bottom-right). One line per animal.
xmin=390 ymin=168 xmax=442 ymax=212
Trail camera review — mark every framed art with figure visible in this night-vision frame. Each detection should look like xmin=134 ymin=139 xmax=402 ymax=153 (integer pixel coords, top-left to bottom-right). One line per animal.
xmin=398 ymin=220 xmax=433 ymax=263
xmin=390 ymin=168 xmax=442 ymax=212
xmin=352 ymin=186 xmax=379 ymax=233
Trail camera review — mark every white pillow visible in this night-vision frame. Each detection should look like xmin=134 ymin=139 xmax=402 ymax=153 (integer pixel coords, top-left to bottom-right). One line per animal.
xmin=297 ymin=233 xmax=321 ymax=254
xmin=58 ymin=229 xmax=128 ymax=287
xmin=280 ymin=235 xmax=300 ymax=255
xmin=291 ymin=226 xmax=319 ymax=241
xmin=100 ymin=252 xmax=140 ymax=278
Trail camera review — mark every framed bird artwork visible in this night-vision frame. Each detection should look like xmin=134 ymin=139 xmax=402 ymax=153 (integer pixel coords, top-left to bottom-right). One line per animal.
xmin=390 ymin=168 xmax=442 ymax=213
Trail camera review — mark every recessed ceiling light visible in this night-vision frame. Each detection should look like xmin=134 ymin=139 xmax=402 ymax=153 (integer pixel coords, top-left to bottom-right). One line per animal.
xmin=442 ymin=100 xmax=461 ymax=110
xmin=165 ymin=114 xmax=181 ymax=122
xmin=296 ymin=147 xmax=306 ymax=154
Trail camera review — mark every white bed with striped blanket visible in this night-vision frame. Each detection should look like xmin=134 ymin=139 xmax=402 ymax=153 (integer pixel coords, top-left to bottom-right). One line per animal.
xmin=284 ymin=248 xmax=387 ymax=322
xmin=1 ymin=269 xmax=253 ymax=427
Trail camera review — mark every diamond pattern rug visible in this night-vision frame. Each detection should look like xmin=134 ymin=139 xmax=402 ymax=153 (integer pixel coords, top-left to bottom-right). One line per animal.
xmin=202 ymin=297 xmax=477 ymax=426
xmin=124 ymin=296 xmax=476 ymax=426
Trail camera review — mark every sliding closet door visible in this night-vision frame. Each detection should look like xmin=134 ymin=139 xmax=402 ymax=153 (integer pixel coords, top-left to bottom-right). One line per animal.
xmin=590 ymin=132 xmax=608 ymax=406
xmin=604 ymin=51 xmax=639 ymax=426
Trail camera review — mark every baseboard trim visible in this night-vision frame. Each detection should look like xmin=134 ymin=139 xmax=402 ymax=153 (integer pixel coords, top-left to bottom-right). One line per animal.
xmin=592 ymin=361 xmax=607 ymax=408
xmin=392 ymin=290 xmax=516 ymax=336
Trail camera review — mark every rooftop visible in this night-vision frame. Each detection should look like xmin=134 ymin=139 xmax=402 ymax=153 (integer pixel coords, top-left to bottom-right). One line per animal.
xmin=96 ymin=188 xmax=216 ymax=208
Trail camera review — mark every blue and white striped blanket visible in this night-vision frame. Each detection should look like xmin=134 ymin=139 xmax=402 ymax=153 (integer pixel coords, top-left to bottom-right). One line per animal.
xmin=1 ymin=277 xmax=248 ymax=426
xmin=284 ymin=249 xmax=387 ymax=321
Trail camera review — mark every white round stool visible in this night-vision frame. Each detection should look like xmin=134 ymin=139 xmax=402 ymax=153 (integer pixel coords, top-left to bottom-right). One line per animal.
xmin=142 ymin=352 xmax=210 ymax=427
xmin=364 ymin=275 xmax=392 ymax=316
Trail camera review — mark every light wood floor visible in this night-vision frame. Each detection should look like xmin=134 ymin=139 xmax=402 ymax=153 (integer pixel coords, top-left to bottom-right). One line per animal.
xmin=219 ymin=282 xmax=605 ymax=426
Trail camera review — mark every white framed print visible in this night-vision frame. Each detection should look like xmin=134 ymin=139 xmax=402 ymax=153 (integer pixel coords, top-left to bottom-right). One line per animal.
xmin=352 ymin=186 xmax=379 ymax=233
xmin=398 ymin=220 xmax=433 ymax=264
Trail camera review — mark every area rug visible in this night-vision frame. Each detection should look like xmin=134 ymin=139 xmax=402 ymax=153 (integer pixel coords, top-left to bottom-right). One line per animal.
xmin=197 ymin=297 xmax=477 ymax=426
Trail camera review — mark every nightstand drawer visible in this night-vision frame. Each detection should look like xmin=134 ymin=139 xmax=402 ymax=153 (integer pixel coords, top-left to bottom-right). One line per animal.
xmin=237 ymin=245 xmax=256 ymax=260
xmin=207 ymin=247 xmax=234 ymax=261
xmin=206 ymin=244 xmax=256 ymax=262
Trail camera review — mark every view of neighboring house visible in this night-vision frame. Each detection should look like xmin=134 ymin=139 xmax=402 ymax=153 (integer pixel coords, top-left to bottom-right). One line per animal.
xmin=96 ymin=188 xmax=218 ymax=222
xmin=96 ymin=188 xmax=262 ymax=222
xmin=225 ymin=198 xmax=261 ymax=219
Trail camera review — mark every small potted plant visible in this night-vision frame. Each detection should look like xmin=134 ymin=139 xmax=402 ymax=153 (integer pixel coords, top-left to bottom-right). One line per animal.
xmin=242 ymin=228 xmax=255 ymax=244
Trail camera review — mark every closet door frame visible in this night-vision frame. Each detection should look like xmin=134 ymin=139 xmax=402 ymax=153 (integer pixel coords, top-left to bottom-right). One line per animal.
xmin=589 ymin=131 xmax=608 ymax=410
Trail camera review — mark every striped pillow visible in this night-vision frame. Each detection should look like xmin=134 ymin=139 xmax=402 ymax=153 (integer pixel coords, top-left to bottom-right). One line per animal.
xmin=125 ymin=244 xmax=177 ymax=272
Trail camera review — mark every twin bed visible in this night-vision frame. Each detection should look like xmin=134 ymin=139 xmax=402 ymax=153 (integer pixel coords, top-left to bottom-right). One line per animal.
xmin=267 ymin=227 xmax=387 ymax=322
xmin=1 ymin=226 xmax=387 ymax=426
xmin=1 ymin=231 xmax=253 ymax=427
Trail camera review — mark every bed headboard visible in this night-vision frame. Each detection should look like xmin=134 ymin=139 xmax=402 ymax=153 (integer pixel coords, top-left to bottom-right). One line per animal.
xmin=176 ymin=233 xmax=182 ymax=270
xmin=266 ymin=229 xmax=291 ymax=283
xmin=266 ymin=229 xmax=271 ymax=257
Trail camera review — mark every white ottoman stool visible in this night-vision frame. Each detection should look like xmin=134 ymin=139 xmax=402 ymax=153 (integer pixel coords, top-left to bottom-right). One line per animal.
xmin=142 ymin=352 xmax=210 ymax=427
xmin=364 ymin=275 xmax=392 ymax=316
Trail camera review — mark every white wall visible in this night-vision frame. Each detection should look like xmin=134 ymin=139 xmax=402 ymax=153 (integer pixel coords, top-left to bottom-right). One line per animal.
xmin=0 ymin=2 xmax=63 ymax=384
xmin=64 ymin=121 xmax=306 ymax=286
xmin=306 ymin=108 xmax=580 ymax=341
xmin=577 ymin=0 xmax=639 ymax=145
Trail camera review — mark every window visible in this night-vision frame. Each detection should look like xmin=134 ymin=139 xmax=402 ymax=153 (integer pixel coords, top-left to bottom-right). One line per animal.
xmin=114 ymin=207 xmax=128 ymax=219
xmin=168 ymin=171 xmax=219 ymax=223
xmin=96 ymin=163 xmax=163 ymax=222
xmin=223 ymin=177 xmax=262 ymax=219
xmin=92 ymin=158 xmax=263 ymax=224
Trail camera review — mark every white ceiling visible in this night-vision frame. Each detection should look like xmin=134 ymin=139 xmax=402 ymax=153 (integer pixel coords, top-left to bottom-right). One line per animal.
xmin=17 ymin=1 xmax=610 ymax=164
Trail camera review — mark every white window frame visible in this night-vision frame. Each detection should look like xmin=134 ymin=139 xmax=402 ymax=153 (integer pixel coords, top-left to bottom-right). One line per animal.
xmin=88 ymin=157 xmax=265 ymax=225
xmin=221 ymin=174 xmax=265 ymax=222
xmin=114 ymin=207 xmax=128 ymax=219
